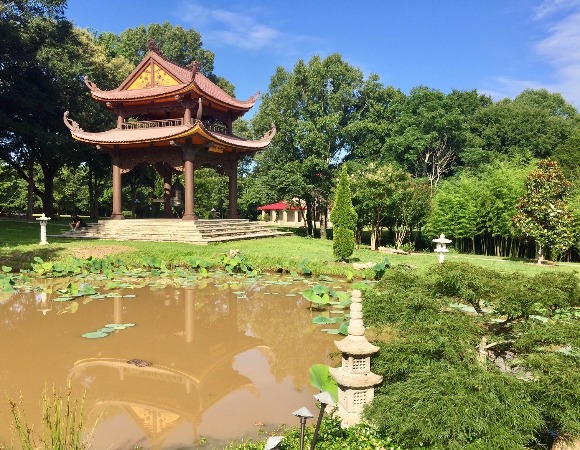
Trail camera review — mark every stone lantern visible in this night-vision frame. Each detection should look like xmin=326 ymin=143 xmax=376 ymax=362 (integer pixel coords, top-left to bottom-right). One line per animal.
xmin=432 ymin=233 xmax=452 ymax=263
xmin=329 ymin=289 xmax=382 ymax=427
xmin=36 ymin=213 xmax=51 ymax=245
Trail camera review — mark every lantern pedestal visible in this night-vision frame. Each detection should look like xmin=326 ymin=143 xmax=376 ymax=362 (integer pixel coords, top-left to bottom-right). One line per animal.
xmin=36 ymin=214 xmax=51 ymax=245
xmin=329 ymin=290 xmax=382 ymax=427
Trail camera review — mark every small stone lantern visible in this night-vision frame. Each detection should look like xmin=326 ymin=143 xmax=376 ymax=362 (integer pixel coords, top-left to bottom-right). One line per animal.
xmin=432 ymin=233 xmax=452 ymax=264
xmin=36 ymin=213 xmax=51 ymax=245
xmin=329 ymin=289 xmax=382 ymax=427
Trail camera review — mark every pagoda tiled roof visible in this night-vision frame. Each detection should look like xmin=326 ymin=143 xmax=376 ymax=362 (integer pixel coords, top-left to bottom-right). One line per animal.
xmin=84 ymin=46 xmax=258 ymax=111
xmin=63 ymin=112 xmax=275 ymax=151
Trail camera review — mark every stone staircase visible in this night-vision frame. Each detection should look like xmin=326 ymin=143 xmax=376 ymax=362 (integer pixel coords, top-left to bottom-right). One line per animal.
xmin=60 ymin=219 xmax=291 ymax=244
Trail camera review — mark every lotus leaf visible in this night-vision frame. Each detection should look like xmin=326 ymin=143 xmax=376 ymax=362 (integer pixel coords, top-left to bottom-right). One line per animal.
xmin=338 ymin=321 xmax=350 ymax=335
xmin=321 ymin=329 xmax=340 ymax=334
xmin=308 ymin=364 xmax=338 ymax=401
xmin=312 ymin=316 xmax=339 ymax=324
xmin=81 ymin=331 xmax=109 ymax=339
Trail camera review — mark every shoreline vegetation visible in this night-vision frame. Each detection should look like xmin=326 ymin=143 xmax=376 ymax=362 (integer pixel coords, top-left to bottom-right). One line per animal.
xmin=1 ymin=219 xmax=578 ymax=449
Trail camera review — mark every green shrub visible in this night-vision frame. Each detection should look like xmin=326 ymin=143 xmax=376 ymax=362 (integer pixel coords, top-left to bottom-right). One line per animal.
xmin=332 ymin=227 xmax=355 ymax=261
xmin=364 ymin=262 xmax=580 ymax=449
xmin=331 ymin=166 xmax=357 ymax=261
xmin=330 ymin=166 xmax=357 ymax=230
xmin=223 ymin=415 xmax=405 ymax=449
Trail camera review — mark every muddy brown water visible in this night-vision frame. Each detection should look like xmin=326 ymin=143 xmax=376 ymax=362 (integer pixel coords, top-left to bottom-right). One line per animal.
xmin=0 ymin=276 xmax=341 ymax=449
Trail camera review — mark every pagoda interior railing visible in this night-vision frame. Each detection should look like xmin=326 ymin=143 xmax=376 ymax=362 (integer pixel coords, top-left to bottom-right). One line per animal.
xmin=122 ymin=118 xmax=183 ymax=129
xmin=120 ymin=118 xmax=231 ymax=135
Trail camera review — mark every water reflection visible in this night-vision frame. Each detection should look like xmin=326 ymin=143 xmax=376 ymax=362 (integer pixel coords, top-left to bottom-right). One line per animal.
xmin=0 ymin=277 xmax=338 ymax=449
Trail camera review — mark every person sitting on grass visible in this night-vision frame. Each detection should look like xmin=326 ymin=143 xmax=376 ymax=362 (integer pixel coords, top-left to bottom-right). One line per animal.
xmin=70 ymin=214 xmax=87 ymax=231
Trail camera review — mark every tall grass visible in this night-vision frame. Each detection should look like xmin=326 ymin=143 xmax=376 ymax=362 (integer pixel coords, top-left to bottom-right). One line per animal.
xmin=9 ymin=384 xmax=88 ymax=450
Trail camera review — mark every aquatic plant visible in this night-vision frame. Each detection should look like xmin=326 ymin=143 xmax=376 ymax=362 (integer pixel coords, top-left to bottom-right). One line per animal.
xmin=9 ymin=384 xmax=89 ymax=450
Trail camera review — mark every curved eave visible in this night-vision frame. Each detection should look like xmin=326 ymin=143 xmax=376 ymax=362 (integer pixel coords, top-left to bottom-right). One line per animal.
xmin=89 ymin=83 xmax=193 ymax=103
xmin=193 ymin=121 xmax=275 ymax=151
xmin=89 ymin=77 xmax=257 ymax=113
xmin=67 ymin=120 xmax=275 ymax=152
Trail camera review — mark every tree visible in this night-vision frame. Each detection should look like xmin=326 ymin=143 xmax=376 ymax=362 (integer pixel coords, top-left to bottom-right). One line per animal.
xmin=97 ymin=22 xmax=234 ymax=95
xmin=252 ymin=54 xmax=366 ymax=238
xmin=424 ymin=172 xmax=480 ymax=252
xmin=512 ymin=160 xmax=574 ymax=263
xmin=350 ymin=163 xmax=429 ymax=251
xmin=330 ymin=166 xmax=357 ymax=261
xmin=0 ymin=2 xmax=134 ymax=218
xmin=387 ymin=87 xmax=484 ymax=192
xmin=467 ymin=91 xmax=577 ymax=169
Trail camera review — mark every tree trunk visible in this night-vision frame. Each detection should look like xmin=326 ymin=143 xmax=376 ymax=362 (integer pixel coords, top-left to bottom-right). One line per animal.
xmin=320 ymin=207 xmax=327 ymax=240
xmin=40 ymin=168 xmax=56 ymax=218
xmin=88 ymin=165 xmax=96 ymax=219
xmin=306 ymin=202 xmax=313 ymax=237
xmin=537 ymin=245 xmax=545 ymax=265
xmin=355 ymin=226 xmax=362 ymax=249
xmin=370 ymin=226 xmax=381 ymax=251
xmin=26 ymin=159 xmax=34 ymax=219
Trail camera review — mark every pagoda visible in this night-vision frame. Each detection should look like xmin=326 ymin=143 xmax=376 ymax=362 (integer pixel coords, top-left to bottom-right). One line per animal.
xmin=64 ymin=40 xmax=275 ymax=220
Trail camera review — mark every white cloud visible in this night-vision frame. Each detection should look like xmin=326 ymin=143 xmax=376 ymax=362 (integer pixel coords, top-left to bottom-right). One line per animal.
xmin=179 ymin=1 xmax=283 ymax=51
xmin=533 ymin=0 xmax=580 ymax=20
xmin=487 ymin=1 xmax=580 ymax=107
xmin=534 ymin=9 xmax=580 ymax=105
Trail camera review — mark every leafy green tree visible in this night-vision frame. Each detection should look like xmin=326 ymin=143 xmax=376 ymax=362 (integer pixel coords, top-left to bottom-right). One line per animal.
xmin=513 ymin=160 xmax=574 ymax=263
xmin=425 ymin=173 xmax=480 ymax=252
xmin=474 ymin=161 xmax=530 ymax=256
xmin=350 ymin=163 xmax=429 ymax=250
xmin=252 ymin=54 xmax=366 ymax=238
xmin=388 ymin=87 xmax=487 ymax=192
xmin=467 ymin=90 xmax=577 ymax=169
xmin=330 ymin=165 xmax=357 ymax=260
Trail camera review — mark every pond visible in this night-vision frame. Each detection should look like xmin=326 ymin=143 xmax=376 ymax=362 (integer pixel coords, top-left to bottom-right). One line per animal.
xmin=0 ymin=275 xmax=345 ymax=449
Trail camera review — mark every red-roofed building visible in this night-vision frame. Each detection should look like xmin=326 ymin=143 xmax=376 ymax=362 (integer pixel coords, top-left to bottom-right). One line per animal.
xmin=64 ymin=40 xmax=275 ymax=220
xmin=258 ymin=201 xmax=302 ymax=224
xmin=257 ymin=200 xmax=333 ymax=227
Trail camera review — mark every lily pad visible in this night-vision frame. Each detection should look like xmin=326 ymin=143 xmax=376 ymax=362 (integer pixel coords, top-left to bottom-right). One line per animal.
xmin=312 ymin=315 xmax=341 ymax=324
xmin=321 ymin=329 xmax=340 ymax=334
xmin=81 ymin=331 xmax=109 ymax=339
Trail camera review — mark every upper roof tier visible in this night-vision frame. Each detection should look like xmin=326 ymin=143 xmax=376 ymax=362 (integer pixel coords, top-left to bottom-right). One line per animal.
xmin=84 ymin=40 xmax=259 ymax=112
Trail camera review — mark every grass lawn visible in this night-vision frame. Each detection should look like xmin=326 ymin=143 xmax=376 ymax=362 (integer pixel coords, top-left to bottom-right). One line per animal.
xmin=1 ymin=218 xmax=578 ymax=277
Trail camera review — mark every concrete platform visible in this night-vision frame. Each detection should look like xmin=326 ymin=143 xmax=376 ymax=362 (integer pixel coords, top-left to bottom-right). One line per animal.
xmin=60 ymin=219 xmax=291 ymax=244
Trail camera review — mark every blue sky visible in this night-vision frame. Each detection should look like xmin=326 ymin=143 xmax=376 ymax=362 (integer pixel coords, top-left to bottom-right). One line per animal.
xmin=65 ymin=0 xmax=580 ymax=110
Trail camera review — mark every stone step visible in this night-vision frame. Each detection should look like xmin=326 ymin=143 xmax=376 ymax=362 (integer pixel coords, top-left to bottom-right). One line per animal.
xmin=60 ymin=219 xmax=291 ymax=244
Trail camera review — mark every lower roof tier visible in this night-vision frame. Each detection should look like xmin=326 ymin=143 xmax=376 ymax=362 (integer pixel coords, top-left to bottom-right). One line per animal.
xmin=64 ymin=112 xmax=275 ymax=152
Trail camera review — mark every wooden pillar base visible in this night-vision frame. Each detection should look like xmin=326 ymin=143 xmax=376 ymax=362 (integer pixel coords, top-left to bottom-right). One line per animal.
xmin=182 ymin=213 xmax=197 ymax=221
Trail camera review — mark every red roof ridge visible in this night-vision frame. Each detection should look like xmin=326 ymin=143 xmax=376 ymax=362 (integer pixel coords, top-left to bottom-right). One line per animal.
xmin=257 ymin=200 xmax=301 ymax=211
xmin=83 ymin=40 xmax=259 ymax=110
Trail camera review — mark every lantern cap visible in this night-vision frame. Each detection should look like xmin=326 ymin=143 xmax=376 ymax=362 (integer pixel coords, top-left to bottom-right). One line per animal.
xmin=432 ymin=233 xmax=451 ymax=244
xmin=264 ymin=436 xmax=283 ymax=450
xmin=292 ymin=406 xmax=314 ymax=418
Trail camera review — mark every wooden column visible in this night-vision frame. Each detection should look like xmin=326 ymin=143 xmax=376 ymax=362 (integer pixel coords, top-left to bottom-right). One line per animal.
xmin=184 ymin=98 xmax=192 ymax=125
xmin=227 ymin=156 xmax=240 ymax=219
xmin=163 ymin=165 xmax=172 ymax=218
xmin=111 ymin=151 xmax=124 ymax=219
xmin=182 ymin=146 xmax=197 ymax=221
